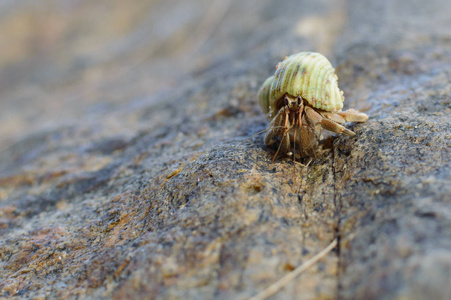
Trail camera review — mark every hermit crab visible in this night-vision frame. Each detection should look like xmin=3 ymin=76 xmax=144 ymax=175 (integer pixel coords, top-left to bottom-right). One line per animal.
xmin=258 ymin=52 xmax=368 ymax=159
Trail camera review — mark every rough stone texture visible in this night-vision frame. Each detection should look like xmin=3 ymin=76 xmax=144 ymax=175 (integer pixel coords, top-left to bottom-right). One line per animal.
xmin=0 ymin=0 xmax=450 ymax=299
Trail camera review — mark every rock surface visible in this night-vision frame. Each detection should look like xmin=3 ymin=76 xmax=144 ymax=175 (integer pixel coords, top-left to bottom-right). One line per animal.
xmin=0 ymin=0 xmax=450 ymax=299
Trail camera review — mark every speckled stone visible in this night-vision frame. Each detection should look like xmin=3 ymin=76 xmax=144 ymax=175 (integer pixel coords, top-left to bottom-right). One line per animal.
xmin=0 ymin=0 xmax=450 ymax=299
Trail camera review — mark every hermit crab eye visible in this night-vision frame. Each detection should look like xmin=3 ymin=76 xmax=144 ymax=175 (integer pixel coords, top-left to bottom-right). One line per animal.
xmin=284 ymin=96 xmax=289 ymax=106
xmin=297 ymin=96 xmax=302 ymax=105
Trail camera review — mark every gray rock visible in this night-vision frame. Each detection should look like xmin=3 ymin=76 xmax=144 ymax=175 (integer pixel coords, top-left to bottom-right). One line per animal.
xmin=0 ymin=0 xmax=450 ymax=299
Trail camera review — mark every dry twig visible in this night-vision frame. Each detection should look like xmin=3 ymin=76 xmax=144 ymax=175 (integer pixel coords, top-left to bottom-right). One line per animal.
xmin=248 ymin=238 xmax=338 ymax=300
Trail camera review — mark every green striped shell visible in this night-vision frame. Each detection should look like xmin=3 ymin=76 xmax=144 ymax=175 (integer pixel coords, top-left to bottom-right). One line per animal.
xmin=258 ymin=52 xmax=344 ymax=118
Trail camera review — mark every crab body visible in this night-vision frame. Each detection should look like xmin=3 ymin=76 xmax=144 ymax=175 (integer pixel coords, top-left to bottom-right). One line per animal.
xmin=258 ymin=52 xmax=368 ymax=158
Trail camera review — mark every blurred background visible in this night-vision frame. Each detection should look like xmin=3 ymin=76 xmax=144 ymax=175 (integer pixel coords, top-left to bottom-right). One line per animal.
xmin=0 ymin=0 xmax=351 ymax=150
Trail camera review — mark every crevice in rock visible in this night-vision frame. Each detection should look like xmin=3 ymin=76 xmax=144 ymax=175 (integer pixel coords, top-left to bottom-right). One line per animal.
xmin=331 ymin=140 xmax=343 ymax=298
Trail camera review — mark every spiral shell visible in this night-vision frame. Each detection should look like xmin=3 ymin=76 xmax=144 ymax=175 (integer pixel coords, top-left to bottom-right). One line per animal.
xmin=258 ymin=52 xmax=344 ymax=118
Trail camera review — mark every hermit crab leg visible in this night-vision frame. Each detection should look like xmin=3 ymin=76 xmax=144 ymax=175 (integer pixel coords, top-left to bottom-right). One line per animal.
xmin=300 ymin=124 xmax=319 ymax=156
xmin=269 ymin=107 xmax=291 ymax=162
xmin=292 ymin=123 xmax=297 ymax=175
xmin=322 ymin=119 xmax=355 ymax=136
xmin=305 ymin=107 xmax=355 ymax=136
xmin=265 ymin=107 xmax=287 ymax=147
xmin=320 ymin=109 xmax=368 ymax=135
xmin=319 ymin=112 xmax=347 ymax=124
xmin=292 ymin=108 xmax=303 ymax=159
xmin=338 ymin=109 xmax=369 ymax=123
xmin=272 ymin=130 xmax=290 ymax=163
xmin=297 ymin=114 xmax=311 ymax=153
